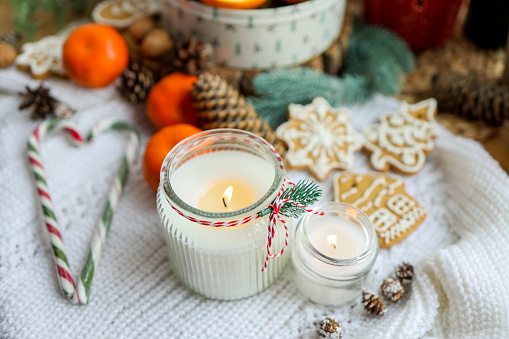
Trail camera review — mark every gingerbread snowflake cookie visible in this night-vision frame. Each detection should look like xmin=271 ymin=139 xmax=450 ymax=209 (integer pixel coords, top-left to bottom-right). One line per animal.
xmin=276 ymin=97 xmax=364 ymax=181
xmin=333 ymin=173 xmax=427 ymax=247
xmin=363 ymin=98 xmax=439 ymax=175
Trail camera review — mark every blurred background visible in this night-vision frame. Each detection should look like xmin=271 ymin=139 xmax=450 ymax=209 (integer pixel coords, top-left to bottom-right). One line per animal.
xmin=1 ymin=0 xmax=508 ymax=171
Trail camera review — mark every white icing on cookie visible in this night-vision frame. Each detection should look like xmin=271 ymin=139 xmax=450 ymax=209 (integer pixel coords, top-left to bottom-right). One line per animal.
xmin=333 ymin=173 xmax=426 ymax=245
xmin=379 ymin=206 xmax=427 ymax=244
xmin=371 ymin=208 xmax=397 ymax=232
xmin=387 ymin=193 xmax=415 ymax=215
xmin=276 ymin=97 xmax=365 ymax=181
xmin=341 ymin=187 xmax=357 ymax=200
xmin=363 ymin=98 xmax=439 ymax=174
xmin=16 ymin=21 xmax=85 ymax=77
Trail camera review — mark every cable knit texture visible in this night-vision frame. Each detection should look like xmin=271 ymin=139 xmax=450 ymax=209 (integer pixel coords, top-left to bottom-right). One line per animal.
xmin=1 ymin=67 xmax=508 ymax=338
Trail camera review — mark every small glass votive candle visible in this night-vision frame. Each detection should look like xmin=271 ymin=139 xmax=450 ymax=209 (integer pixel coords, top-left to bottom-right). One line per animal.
xmin=290 ymin=202 xmax=379 ymax=306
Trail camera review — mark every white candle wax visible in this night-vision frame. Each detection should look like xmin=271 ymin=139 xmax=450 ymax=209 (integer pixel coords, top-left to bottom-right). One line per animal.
xmin=158 ymin=145 xmax=289 ymax=300
xmin=290 ymin=203 xmax=378 ymax=306
xmin=166 ymin=151 xmax=279 ymax=249
xmin=307 ymin=215 xmax=367 ymax=259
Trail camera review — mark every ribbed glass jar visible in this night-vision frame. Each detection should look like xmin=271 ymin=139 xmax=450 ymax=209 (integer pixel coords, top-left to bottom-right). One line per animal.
xmin=156 ymin=129 xmax=289 ymax=300
xmin=290 ymin=202 xmax=379 ymax=306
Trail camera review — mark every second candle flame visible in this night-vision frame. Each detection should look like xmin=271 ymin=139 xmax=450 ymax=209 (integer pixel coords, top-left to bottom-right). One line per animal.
xmin=327 ymin=234 xmax=337 ymax=250
xmin=222 ymin=186 xmax=233 ymax=208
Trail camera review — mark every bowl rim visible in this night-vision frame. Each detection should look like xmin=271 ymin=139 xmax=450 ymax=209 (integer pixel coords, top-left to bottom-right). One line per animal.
xmin=163 ymin=0 xmax=343 ymax=24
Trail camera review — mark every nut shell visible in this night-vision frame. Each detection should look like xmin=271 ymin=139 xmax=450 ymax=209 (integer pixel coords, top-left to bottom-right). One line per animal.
xmin=0 ymin=42 xmax=17 ymax=68
xmin=141 ymin=29 xmax=173 ymax=58
xmin=128 ymin=17 xmax=156 ymax=41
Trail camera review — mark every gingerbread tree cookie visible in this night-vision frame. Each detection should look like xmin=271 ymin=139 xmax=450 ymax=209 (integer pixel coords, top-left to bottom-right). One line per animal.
xmin=333 ymin=173 xmax=427 ymax=247
xmin=16 ymin=20 xmax=86 ymax=79
xmin=276 ymin=97 xmax=364 ymax=181
xmin=363 ymin=98 xmax=439 ymax=175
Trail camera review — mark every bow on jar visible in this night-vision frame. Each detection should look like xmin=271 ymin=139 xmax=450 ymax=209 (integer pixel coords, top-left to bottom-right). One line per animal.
xmin=258 ymin=179 xmax=324 ymax=271
xmin=168 ymin=179 xmax=323 ymax=271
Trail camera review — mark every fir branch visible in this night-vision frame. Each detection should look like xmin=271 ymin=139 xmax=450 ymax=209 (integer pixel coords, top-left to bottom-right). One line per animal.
xmin=279 ymin=180 xmax=322 ymax=218
xmin=248 ymin=18 xmax=416 ymax=129
xmin=258 ymin=180 xmax=322 ymax=219
xmin=9 ymin=0 xmax=87 ymax=38
xmin=250 ymin=68 xmax=343 ymax=127
xmin=353 ymin=20 xmax=415 ymax=73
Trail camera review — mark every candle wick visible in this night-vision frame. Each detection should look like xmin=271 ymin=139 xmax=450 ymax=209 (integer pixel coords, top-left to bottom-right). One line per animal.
xmin=222 ymin=197 xmax=228 ymax=208
xmin=333 ymin=244 xmax=336 ymax=250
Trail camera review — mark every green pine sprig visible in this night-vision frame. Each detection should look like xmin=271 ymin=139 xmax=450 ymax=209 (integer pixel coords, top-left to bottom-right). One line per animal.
xmin=258 ymin=180 xmax=322 ymax=219
xmin=249 ymin=17 xmax=416 ymax=129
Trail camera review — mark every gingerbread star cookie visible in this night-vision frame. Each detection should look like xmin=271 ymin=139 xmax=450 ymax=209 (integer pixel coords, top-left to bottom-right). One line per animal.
xmin=363 ymin=98 xmax=439 ymax=175
xmin=92 ymin=0 xmax=160 ymax=28
xmin=276 ymin=96 xmax=364 ymax=181
xmin=334 ymin=173 xmax=427 ymax=248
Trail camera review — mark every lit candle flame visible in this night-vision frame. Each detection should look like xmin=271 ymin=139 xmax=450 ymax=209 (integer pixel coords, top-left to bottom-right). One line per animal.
xmin=222 ymin=186 xmax=233 ymax=208
xmin=327 ymin=234 xmax=337 ymax=250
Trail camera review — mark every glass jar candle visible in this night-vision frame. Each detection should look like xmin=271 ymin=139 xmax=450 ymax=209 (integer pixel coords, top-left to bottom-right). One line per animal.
xmin=157 ymin=129 xmax=289 ymax=300
xmin=290 ymin=202 xmax=379 ymax=306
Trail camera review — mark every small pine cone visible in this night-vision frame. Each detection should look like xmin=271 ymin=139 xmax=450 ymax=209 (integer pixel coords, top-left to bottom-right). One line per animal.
xmin=362 ymin=290 xmax=386 ymax=316
xmin=19 ymin=84 xmax=57 ymax=120
xmin=0 ymin=30 xmax=23 ymax=45
xmin=174 ymin=37 xmax=213 ymax=76
xmin=381 ymin=278 xmax=404 ymax=303
xmin=395 ymin=262 xmax=414 ymax=285
xmin=118 ymin=62 xmax=154 ymax=104
xmin=315 ymin=318 xmax=343 ymax=339
xmin=190 ymin=72 xmax=287 ymax=157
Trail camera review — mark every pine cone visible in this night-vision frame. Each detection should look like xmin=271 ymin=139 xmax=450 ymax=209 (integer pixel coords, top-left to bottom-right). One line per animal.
xmin=174 ymin=37 xmax=213 ymax=76
xmin=395 ymin=262 xmax=414 ymax=285
xmin=0 ymin=30 xmax=23 ymax=45
xmin=315 ymin=318 xmax=343 ymax=339
xmin=19 ymin=84 xmax=74 ymax=120
xmin=362 ymin=290 xmax=386 ymax=316
xmin=431 ymin=72 xmax=509 ymax=126
xmin=118 ymin=62 xmax=154 ymax=104
xmin=190 ymin=72 xmax=286 ymax=157
xmin=19 ymin=84 xmax=53 ymax=119
xmin=381 ymin=278 xmax=404 ymax=303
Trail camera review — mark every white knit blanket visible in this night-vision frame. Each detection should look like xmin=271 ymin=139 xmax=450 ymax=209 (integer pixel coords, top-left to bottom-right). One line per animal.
xmin=1 ymin=67 xmax=508 ymax=339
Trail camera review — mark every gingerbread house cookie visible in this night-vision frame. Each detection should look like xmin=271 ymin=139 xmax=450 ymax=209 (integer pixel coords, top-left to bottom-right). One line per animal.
xmin=334 ymin=173 xmax=427 ymax=248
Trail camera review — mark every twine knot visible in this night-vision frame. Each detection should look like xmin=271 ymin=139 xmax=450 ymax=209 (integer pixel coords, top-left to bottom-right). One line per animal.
xmin=262 ymin=179 xmax=324 ymax=272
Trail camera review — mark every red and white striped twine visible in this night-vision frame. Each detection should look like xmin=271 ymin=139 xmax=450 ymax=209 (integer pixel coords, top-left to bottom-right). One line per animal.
xmin=160 ymin=130 xmax=320 ymax=271
xmin=166 ymin=179 xmax=324 ymax=272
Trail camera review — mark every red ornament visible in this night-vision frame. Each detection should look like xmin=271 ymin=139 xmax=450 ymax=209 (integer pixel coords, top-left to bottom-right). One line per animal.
xmin=364 ymin=0 xmax=463 ymax=53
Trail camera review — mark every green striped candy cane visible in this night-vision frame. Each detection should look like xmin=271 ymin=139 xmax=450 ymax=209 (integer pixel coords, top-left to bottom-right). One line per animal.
xmin=27 ymin=118 xmax=139 ymax=305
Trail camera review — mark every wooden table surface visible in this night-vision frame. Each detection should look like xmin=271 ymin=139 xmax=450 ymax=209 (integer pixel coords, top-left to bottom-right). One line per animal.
xmin=1 ymin=1 xmax=508 ymax=172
